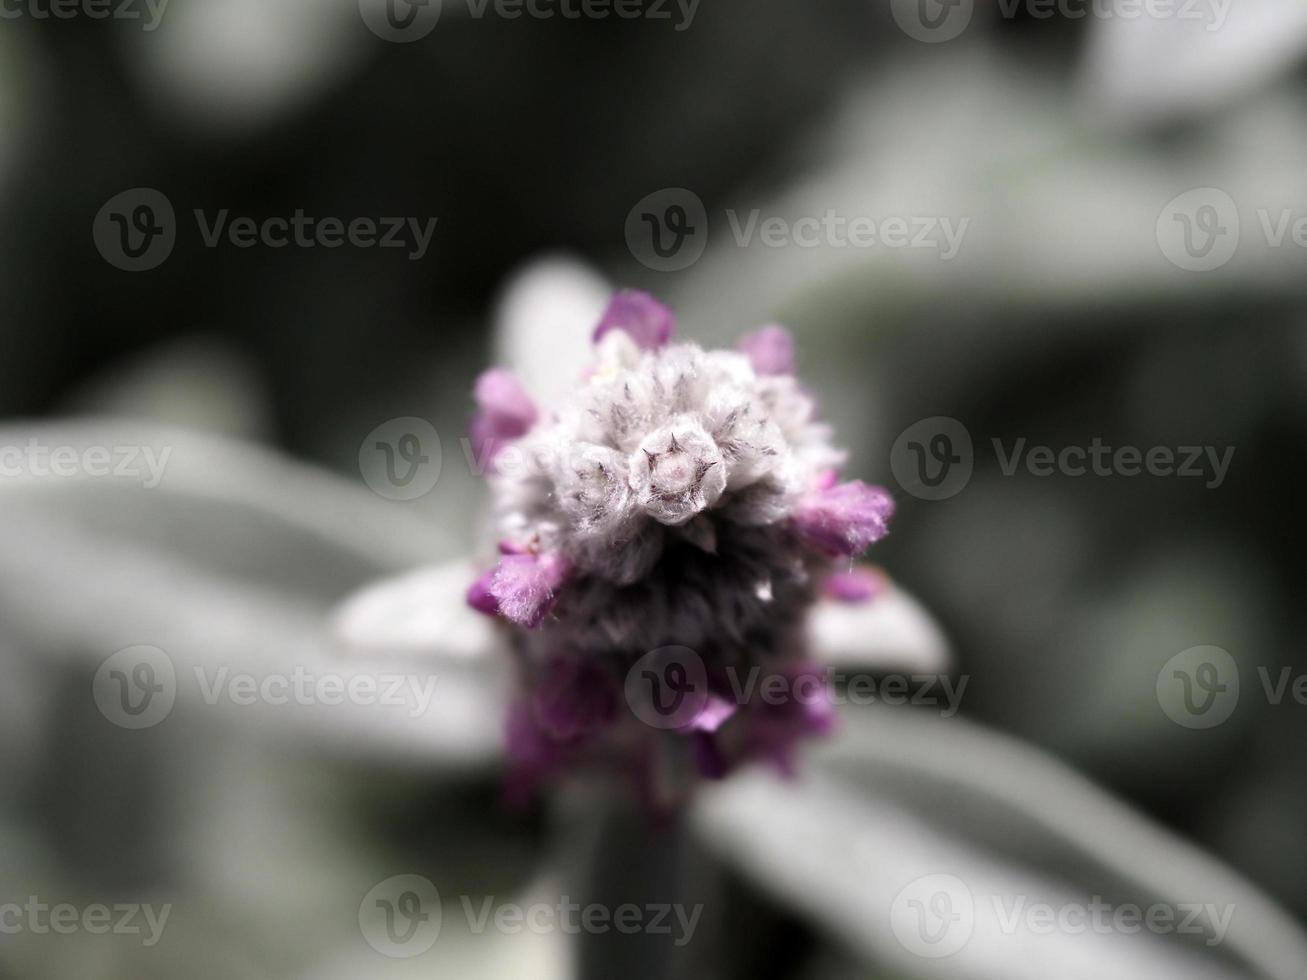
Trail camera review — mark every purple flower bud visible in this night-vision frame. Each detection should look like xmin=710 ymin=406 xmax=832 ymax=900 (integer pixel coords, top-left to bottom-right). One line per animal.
xmin=466 ymin=568 xmax=501 ymax=616
xmin=593 ymin=290 xmax=676 ymax=350
xmin=628 ymin=419 xmax=727 ymax=525
xmin=468 ymin=292 xmax=901 ymax=803
xmin=794 ymin=481 xmax=895 ymax=558
xmin=738 ymin=325 xmax=795 ymax=376
xmin=489 ymin=552 xmax=569 ymax=628
xmin=470 ymin=368 xmax=537 ymax=465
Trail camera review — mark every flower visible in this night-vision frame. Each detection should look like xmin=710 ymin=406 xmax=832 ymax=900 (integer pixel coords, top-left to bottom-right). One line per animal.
xmin=469 ymin=367 xmax=537 ymax=467
xmin=463 ymin=291 xmax=899 ymax=805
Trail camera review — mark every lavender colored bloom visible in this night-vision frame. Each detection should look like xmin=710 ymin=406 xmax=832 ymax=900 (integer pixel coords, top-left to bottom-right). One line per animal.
xmin=592 ymin=290 xmax=676 ymax=350
xmin=488 ymin=552 xmax=568 ymax=628
xmin=793 ymin=480 xmax=895 ymax=558
xmin=468 ymin=292 xmax=896 ymax=799
xmin=469 ymin=367 xmax=537 ymax=465
xmin=465 ymin=568 xmax=501 ymax=616
xmin=738 ymin=325 xmax=796 ymax=376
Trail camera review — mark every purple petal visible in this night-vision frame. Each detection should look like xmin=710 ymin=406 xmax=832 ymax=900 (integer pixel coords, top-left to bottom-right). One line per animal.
xmin=465 ymin=568 xmax=501 ymax=617
xmin=593 ymin=291 xmax=676 ymax=350
xmin=822 ymin=567 xmax=887 ymax=604
xmin=469 ymin=368 xmax=537 ymax=465
xmin=794 ymin=481 xmax=895 ymax=558
xmin=681 ymin=694 xmax=737 ymax=734
xmin=489 ymin=552 xmax=569 ymax=628
xmin=738 ymin=325 xmax=795 ymax=376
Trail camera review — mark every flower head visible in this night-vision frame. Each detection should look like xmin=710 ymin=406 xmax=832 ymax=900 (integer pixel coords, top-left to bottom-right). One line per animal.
xmin=467 ymin=293 xmax=896 ymax=805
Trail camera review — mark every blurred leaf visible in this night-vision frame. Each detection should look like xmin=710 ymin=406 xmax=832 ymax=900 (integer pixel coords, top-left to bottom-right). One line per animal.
xmin=693 ymin=710 xmax=1307 ymax=980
